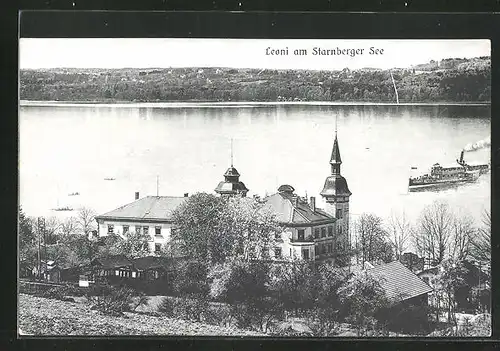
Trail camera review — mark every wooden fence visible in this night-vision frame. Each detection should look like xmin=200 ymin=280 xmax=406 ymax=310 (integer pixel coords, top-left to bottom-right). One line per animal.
xmin=19 ymin=279 xmax=68 ymax=295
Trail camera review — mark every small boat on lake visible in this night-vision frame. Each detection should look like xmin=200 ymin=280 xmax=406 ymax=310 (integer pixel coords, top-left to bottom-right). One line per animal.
xmin=52 ymin=206 xmax=74 ymax=212
xmin=68 ymin=192 xmax=80 ymax=196
xmin=104 ymin=177 xmax=116 ymax=181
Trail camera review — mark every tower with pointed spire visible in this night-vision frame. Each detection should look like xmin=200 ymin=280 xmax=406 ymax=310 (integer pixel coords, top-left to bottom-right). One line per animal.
xmin=320 ymin=127 xmax=352 ymax=258
xmin=215 ymin=139 xmax=249 ymax=197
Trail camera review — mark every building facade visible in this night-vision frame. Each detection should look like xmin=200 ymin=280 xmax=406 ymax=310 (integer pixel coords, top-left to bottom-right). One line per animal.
xmin=94 ymin=193 xmax=188 ymax=254
xmin=263 ymin=185 xmax=341 ymax=263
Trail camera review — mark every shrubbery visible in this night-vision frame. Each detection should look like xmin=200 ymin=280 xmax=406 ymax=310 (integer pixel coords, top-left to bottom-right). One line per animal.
xmin=85 ymin=284 xmax=146 ymax=317
xmin=38 ymin=284 xmax=85 ymax=301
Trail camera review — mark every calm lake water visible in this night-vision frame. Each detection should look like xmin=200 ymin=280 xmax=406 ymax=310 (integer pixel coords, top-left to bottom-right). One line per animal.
xmin=19 ymin=103 xmax=491 ymax=229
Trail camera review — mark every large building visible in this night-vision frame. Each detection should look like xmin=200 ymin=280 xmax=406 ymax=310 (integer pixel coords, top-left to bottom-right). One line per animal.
xmin=262 ymin=130 xmax=351 ymax=264
xmin=262 ymin=185 xmax=339 ymax=263
xmin=94 ymin=192 xmax=188 ymax=254
xmin=95 ymin=130 xmax=352 ymax=261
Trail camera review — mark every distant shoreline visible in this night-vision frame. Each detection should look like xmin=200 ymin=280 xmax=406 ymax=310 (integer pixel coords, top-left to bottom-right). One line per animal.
xmin=20 ymin=100 xmax=492 ymax=108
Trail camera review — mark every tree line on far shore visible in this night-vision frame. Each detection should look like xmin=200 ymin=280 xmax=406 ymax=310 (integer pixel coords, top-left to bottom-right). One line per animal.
xmin=20 ymin=57 xmax=490 ymax=103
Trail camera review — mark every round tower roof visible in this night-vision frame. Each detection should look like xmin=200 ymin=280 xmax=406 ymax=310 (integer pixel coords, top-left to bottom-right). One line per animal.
xmin=278 ymin=184 xmax=295 ymax=194
xmin=320 ymin=175 xmax=352 ymax=197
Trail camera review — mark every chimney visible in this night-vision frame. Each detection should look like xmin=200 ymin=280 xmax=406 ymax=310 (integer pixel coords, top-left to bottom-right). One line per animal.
xmin=310 ymin=196 xmax=316 ymax=212
xmin=184 ymin=193 xmax=189 ymax=197
xmin=293 ymin=196 xmax=299 ymax=207
xmin=460 ymin=150 xmax=464 ymax=164
xmin=135 ymin=192 xmax=140 ymax=200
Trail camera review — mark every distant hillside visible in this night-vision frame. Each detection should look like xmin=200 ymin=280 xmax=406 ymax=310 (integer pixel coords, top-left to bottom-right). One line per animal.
xmin=20 ymin=56 xmax=491 ymax=103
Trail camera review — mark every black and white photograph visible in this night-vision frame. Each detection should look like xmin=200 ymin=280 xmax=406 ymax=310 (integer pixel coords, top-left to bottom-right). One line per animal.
xmin=18 ymin=38 xmax=491 ymax=337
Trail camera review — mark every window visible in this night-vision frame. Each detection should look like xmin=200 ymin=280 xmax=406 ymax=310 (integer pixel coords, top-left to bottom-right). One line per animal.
xmin=123 ymin=225 xmax=129 ymax=234
xmin=107 ymin=225 xmax=114 ymax=234
xmin=290 ymin=248 xmax=292 ymax=257
xmin=155 ymin=226 xmax=162 ymax=236
xmin=338 ymin=226 xmax=343 ymax=235
xmin=327 ymin=243 xmax=333 ymax=253
xmin=143 ymin=226 xmax=149 ymax=235
xmin=321 ymin=227 xmax=326 ymax=238
xmin=298 ymin=229 xmax=305 ymax=241
xmin=314 ymin=228 xmax=320 ymax=239
xmin=275 ymin=247 xmax=282 ymax=259
xmin=322 ymin=244 xmax=327 ymax=254
xmin=328 ymin=226 xmax=333 ymax=237
xmin=132 ymin=271 xmax=136 ymax=278
xmin=155 ymin=243 xmax=161 ymax=253
xmin=336 ymin=208 xmax=343 ymax=219
xmin=135 ymin=226 xmax=141 ymax=234
xmin=302 ymin=249 xmax=310 ymax=260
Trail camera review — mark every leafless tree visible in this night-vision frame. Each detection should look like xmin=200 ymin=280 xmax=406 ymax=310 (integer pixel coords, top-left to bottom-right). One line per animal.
xmin=60 ymin=216 xmax=78 ymax=237
xmin=354 ymin=213 xmax=392 ymax=264
xmin=470 ymin=210 xmax=491 ymax=263
xmin=450 ymin=213 xmax=475 ymax=261
xmin=77 ymin=207 xmax=97 ymax=238
xmin=387 ymin=210 xmax=412 ymax=259
xmin=413 ymin=200 xmax=453 ymax=265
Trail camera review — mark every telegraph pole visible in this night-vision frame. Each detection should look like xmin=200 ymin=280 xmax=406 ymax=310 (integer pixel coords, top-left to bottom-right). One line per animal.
xmin=37 ymin=217 xmax=41 ymax=281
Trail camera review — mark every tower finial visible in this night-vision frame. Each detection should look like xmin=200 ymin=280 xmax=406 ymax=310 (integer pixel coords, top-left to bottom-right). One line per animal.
xmin=335 ymin=114 xmax=338 ymax=137
xmin=230 ymin=138 xmax=233 ymax=167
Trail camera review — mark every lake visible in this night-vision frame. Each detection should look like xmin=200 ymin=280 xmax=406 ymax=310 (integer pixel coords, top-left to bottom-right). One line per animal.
xmin=19 ymin=103 xmax=491 ymax=229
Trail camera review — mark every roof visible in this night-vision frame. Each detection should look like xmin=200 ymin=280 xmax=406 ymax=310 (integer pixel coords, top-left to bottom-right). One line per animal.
xmin=132 ymin=256 xmax=171 ymax=271
xmin=224 ymin=166 xmax=240 ymax=177
xmin=263 ymin=191 xmax=334 ymax=225
xmin=214 ymin=180 xmax=249 ymax=194
xmin=96 ymin=196 xmax=187 ymax=221
xmin=92 ymin=255 xmax=133 ymax=269
xmin=320 ymin=175 xmax=352 ymax=197
xmin=330 ymin=134 xmax=342 ymax=164
xmin=366 ymin=261 xmax=433 ymax=301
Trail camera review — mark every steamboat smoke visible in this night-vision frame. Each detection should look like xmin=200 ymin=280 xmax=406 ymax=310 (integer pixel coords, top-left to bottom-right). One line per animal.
xmin=463 ymin=136 xmax=491 ymax=152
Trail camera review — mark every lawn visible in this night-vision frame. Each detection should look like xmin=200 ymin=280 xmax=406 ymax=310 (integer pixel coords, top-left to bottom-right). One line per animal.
xmin=18 ymin=293 xmax=266 ymax=336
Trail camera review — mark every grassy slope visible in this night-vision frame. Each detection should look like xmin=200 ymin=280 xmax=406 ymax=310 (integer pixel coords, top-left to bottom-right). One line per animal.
xmin=18 ymin=294 xmax=266 ymax=336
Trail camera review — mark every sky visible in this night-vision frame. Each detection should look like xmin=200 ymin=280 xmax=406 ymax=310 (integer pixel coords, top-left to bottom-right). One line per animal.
xmin=19 ymin=39 xmax=490 ymax=71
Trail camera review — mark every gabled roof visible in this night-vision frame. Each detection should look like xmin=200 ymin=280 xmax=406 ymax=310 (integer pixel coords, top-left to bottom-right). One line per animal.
xmin=366 ymin=261 xmax=433 ymax=302
xmin=96 ymin=196 xmax=187 ymax=222
xmin=263 ymin=192 xmax=334 ymax=225
xmin=92 ymin=255 xmax=133 ymax=269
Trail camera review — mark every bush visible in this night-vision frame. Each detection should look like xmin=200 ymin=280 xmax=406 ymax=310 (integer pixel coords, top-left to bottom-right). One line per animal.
xmin=204 ymin=304 xmax=234 ymax=328
xmin=158 ymin=297 xmax=176 ymax=317
xmin=85 ymin=284 xmax=136 ymax=316
xmin=158 ymin=295 xmax=209 ymax=322
xmin=38 ymin=284 xmax=85 ymax=301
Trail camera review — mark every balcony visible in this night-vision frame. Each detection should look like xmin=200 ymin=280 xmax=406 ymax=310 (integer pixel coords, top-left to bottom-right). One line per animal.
xmin=290 ymin=236 xmax=314 ymax=244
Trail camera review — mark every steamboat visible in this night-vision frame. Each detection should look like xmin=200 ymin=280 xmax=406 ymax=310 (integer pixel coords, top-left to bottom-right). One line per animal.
xmin=408 ymin=151 xmax=489 ymax=191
